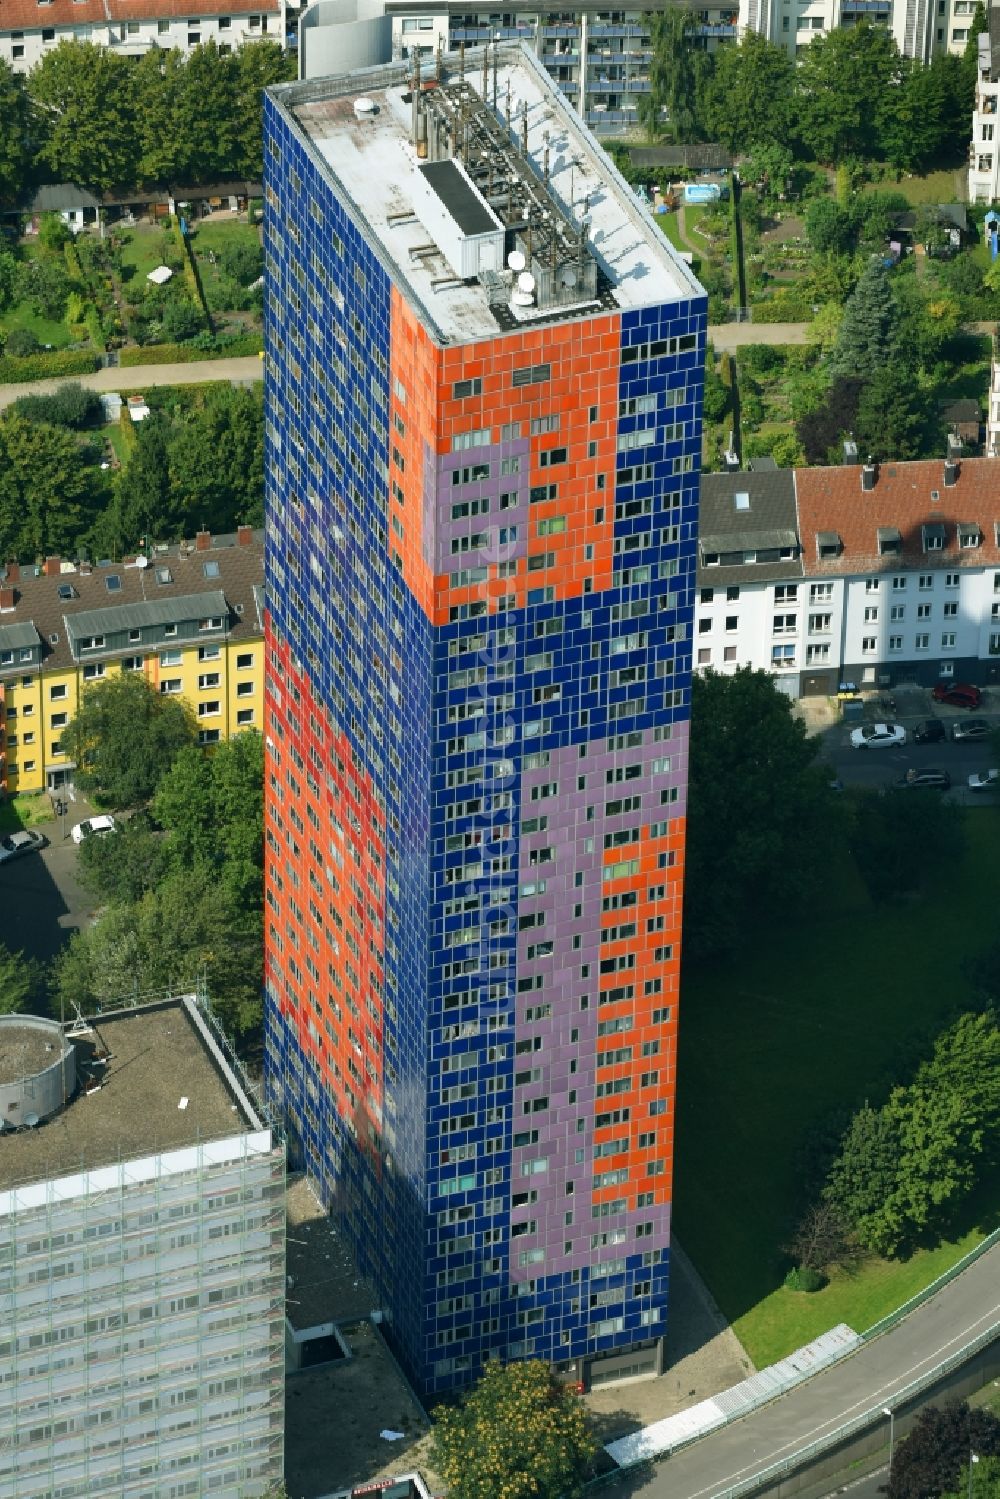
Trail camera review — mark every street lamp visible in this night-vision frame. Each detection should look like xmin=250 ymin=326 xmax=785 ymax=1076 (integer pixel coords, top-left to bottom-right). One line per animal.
xmin=883 ymin=1408 xmax=895 ymax=1486
xmin=968 ymin=1451 xmax=979 ymax=1499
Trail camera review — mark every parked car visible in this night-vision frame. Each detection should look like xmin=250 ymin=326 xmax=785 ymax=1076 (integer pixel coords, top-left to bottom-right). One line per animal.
xmin=70 ymin=815 xmax=118 ymax=845
xmin=968 ymin=769 xmax=999 ymax=792
xmin=913 ymin=719 xmax=946 ymax=744
xmin=895 ymin=768 xmax=952 ymax=790
xmin=932 ymin=682 xmax=983 ymax=709
xmin=850 ymin=722 xmax=907 ymax=750
xmin=951 ymin=718 xmax=991 ymax=742
xmin=0 ymin=829 xmax=48 ymax=863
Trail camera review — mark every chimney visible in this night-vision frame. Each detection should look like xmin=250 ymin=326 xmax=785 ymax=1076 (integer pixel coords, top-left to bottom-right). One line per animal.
xmin=195 ymin=530 xmax=211 ymax=552
xmin=947 ymin=432 xmax=963 ymax=460
xmin=0 ymin=586 xmax=16 ymax=611
xmin=944 ymin=459 xmax=959 ymax=488
xmin=4 ymin=563 xmax=18 ymax=583
xmin=237 ymin=524 xmax=254 ymax=547
xmin=861 ymin=458 xmax=877 ymax=492
xmin=43 ymin=555 xmax=61 ymax=576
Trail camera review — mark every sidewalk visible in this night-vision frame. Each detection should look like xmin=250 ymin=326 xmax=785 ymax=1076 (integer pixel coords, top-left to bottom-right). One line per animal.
xmin=0 ymin=356 xmax=264 ymax=409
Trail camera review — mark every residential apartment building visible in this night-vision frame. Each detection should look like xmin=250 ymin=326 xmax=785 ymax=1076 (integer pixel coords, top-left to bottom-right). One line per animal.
xmin=739 ymin=0 xmax=977 ymax=63
xmin=0 ymin=528 xmax=263 ymax=800
xmin=696 ymin=456 xmax=1000 ymax=696
xmin=0 ymin=994 xmax=285 ymax=1499
xmin=262 ymin=47 xmax=704 ymax=1394
xmin=969 ymin=5 xmax=1000 ymax=202
xmin=0 ymin=0 xmax=282 ymax=73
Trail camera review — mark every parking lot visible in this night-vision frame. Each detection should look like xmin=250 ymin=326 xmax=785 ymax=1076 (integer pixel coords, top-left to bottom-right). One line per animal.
xmin=0 ymin=795 xmax=103 ymax=966
xmin=815 ymin=683 xmax=1000 ymax=802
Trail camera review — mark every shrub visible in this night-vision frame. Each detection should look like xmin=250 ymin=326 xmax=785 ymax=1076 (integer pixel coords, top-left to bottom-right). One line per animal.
xmin=219 ymin=239 xmax=263 ymax=287
xmin=38 ymin=213 xmax=72 ymax=255
xmin=161 ymin=299 xmax=204 ymax=343
xmin=3 ymin=327 xmax=40 ymax=357
xmin=84 ymin=303 xmax=106 ymax=352
xmin=117 ymin=333 xmax=263 ymax=366
xmin=784 ymin=1266 xmax=826 ymax=1293
xmin=12 ymin=381 xmax=104 ymax=428
xmin=0 ymin=348 xmax=99 ymax=382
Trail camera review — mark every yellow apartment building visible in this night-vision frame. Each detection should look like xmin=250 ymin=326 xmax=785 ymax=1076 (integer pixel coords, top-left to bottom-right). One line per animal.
xmin=0 ymin=527 xmax=264 ymax=799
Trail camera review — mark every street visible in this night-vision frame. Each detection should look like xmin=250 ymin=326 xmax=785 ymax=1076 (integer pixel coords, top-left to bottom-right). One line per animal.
xmin=0 ymin=798 xmax=102 ymax=966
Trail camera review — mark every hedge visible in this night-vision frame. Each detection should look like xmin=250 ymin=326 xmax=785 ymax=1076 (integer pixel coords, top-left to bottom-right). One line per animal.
xmin=0 ymin=349 xmax=100 ymax=383
xmin=117 ymin=334 xmax=263 ymax=367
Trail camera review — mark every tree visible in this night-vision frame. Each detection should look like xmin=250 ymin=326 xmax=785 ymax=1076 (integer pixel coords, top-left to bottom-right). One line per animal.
xmin=824 ymin=1103 xmax=903 ymax=1249
xmin=886 ymin=1400 xmax=1000 ymax=1499
xmin=855 ymin=363 xmax=936 ymax=461
xmin=940 ymin=1456 xmax=1000 ymax=1499
xmin=701 ymin=33 xmax=795 ymax=152
xmin=795 ymin=375 xmax=863 ymax=465
xmin=0 ymin=941 xmax=42 ymax=1014
xmin=234 ymin=41 xmax=296 ymax=178
xmin=68 ymin=673 xmax=196 ymax=809
xmin=153 ymin=731 xmax=263 ymax=905
xmin=111 ymin=410 xmax=174 ymax=551
xmin=76 ymin=813 xmax=171 ymax=905
xmin=135 ymin=49 xmax=196 ymax=184
xmin=0 ymin=413 xmax=101 ymax=561
xmin=0 ymin=60 xmax=30 ymax=206
xmin=642 ymin=9 xmax=711 ymax=143
xmin=51 ymin=864 xmax=263 ymax=1036
xmin=685 ymin=667 xmax=839 ymax=961
xmin=783 ymin=1201 xmax=854 ymax=1275
xmin=805 ymin=198 xmax=854 ymax=256
xmin=167 ymin=383 xmax=265 ymax=533
xmin=829 ymin=259 xmax=902 ymax=382
xmin=741 ymin=142 xmax=795 ymax=211
xmin=795 ymin=24 xmax=903 ymax=162
xmin=848 ymin=785 xmax=964 ymax=904
xmin=28 ymin=42 xmax=138 ymax=193
xmin=431 ymin=1360 xmax=597 ymax=1499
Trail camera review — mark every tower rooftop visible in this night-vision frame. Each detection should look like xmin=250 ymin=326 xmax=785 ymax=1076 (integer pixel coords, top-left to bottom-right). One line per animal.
xmin=272 ymin=43 xmax=702 ymax=345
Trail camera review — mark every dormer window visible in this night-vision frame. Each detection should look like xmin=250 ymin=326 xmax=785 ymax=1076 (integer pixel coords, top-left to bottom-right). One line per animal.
xmin=958 ymin=524 xmax=981 ymax=549
xmin=817 ymin=530 xmax=841 ymax=560
xmin=922 ymin=522 xmax=946 ymax=552
xmin=877 ymin=527 xmax=901 ymax=557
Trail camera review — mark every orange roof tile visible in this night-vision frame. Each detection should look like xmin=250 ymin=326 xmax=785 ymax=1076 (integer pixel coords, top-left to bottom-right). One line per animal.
xmin=0 ymin=0 xmax=276 ymax=29
xmin=794 ymin=457 xmax=1000 ymax=577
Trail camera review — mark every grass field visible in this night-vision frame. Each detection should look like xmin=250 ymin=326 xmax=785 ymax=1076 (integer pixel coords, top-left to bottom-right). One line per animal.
xmin=862 ymin=165 xmax=968 ymax=205
xmin=0 ymin=794 xmax=54 ymax=833
xmin=116 ymin=226 xmax=174 ymax=284
xmin=673 ymin=810 xmax=1000 ymax=1368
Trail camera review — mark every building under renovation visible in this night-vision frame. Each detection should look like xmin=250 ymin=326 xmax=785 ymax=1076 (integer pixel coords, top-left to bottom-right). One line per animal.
xmin=0 ymin=995 xmax=285 ymax=1499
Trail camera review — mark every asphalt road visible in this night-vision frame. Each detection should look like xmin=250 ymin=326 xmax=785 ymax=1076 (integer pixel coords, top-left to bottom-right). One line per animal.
xmin=615 ymin=1240 xmax=1000 ymax=1499
xmin=819 ymin=703 xmax=999 ymax=802
xmin=0 ymin=798 xmax=101 ymax=965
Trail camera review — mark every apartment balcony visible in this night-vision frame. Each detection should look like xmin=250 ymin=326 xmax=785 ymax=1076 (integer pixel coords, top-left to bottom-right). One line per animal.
xmin=588 ymin=75 xmax=650 ymax=91
xmin=541 ymin=48 xmax=580 ymax=62
xmin=840 ymin=0 xmax=891 ymax=11
xmin=589 ymin=23 xmax=646 ymax=36
xmin=540 ymin=24 xmax=580 ymax=37
xmin=979 ymin=94 xmax=998 ymax=114
xmin=451 ymin=24 xmax=534 ymax=39
xmin=694 ymin=23 xmax=737 ymax=34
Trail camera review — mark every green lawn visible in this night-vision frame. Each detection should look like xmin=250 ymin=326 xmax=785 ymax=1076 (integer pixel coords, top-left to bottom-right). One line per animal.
xmin=673 ymin=810 xmax=1000 ymax=1369
xmin=116 ymin=226 xmax=174 ymax=285
xmin=862 ymin=166 xmax=967 ymax=205
xmin=0 ymin=301 xmax=73 ymax=350
xmin=0 ymin=794 xmax=55 ymax=832
xmin=187 ymin=220 xmax=261 ymax=310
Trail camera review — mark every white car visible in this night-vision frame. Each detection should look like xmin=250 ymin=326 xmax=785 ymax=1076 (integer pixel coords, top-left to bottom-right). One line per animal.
xmin=968 ymin=769 xmax=999 ymax=792
xmin=850 ymin=722 xmax=907 ymax=751
xmin=71 ymin=815 xmax=118 ymax=845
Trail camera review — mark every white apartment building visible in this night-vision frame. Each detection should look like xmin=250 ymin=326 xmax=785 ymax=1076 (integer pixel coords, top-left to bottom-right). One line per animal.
xmin=969 ymin=6 xmax=1000 ymax=202
xmin=697 ymin=456 xmax=1000 ymax=697
xmin=0 ymin=996 xmax=285 ymax=1499
xmin=741 ymin=0 xmax=977 ymax=63
xmin=0 ymin=0 xmax=282 ymax=74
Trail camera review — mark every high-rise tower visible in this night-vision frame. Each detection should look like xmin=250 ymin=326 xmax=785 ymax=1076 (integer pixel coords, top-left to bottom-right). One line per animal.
xmin=263 ymin=46 xmax=704 ymax=1395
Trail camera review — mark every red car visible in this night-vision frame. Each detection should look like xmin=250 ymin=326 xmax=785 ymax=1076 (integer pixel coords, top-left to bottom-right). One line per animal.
xmin=931 ymin=682 xmax=983 ymax=709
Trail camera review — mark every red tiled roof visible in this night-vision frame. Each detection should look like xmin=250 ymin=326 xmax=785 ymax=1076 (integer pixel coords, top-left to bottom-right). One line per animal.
xmin=0 ymin=0 xmax=276 ymax=29
xmin=794 ymin=458 xmax=1000 ymax=577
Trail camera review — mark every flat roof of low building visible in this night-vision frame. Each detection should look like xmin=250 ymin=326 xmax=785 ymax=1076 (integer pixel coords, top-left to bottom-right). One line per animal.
xmin=0 ymin=996 xmax=263 ymax=1195
xmin=273 ymin=44 xmax=702 ymax=346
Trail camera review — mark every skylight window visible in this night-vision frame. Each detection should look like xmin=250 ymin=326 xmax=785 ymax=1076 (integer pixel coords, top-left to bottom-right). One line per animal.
xmin=156 ymin=567 xmax=173 ymax=585
xmin=56 ymin=583 xmax=77 ymax=601
xmin=734 ymin=492 xmax=750 ymax=511
xmin=105 ymin=574 xmax=122 ymax=593
xmin=203 ymin=560 xmax=221 ymax=579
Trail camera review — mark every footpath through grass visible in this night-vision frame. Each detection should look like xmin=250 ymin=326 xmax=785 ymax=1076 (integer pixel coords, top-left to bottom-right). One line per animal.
xmin=673 ymin=810 xmax=1000 ymax=1369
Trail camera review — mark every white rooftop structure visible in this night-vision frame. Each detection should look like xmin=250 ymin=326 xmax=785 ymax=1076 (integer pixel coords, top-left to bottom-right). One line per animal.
xmin=283 ymin=42 xmax=702 ymax=345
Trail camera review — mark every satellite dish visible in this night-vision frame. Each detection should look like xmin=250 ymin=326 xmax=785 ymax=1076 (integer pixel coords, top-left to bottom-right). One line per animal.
xmin=507 ymin=249 xmax=526 ymax=272
xmin=512 ymin=290 xmax=534 ymax=307
xmin=560 ymin=267 xmax=578 ymax=289
xmin=135 ymin=554 xmax=149 ymax=569
xmin=23 ymin=1114 xmax=39 ymax=1129
xmin=517 ymin=271 xmax=536 ymax=294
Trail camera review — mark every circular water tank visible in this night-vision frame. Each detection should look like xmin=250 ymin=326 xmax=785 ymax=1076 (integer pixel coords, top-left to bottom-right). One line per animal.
xmin=507 ymin=249 xmax=526 ymax=273
xmin=0 ymin=1016 xmax=77 ymax=1128
xmin=354 ymin=97 xmax=377 ymax=118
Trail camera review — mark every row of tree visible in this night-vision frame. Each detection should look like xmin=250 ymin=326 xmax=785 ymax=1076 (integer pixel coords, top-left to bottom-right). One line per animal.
xmin=0 ymin=39 xmax=294 ymax=201
xmin=644 ymin=18 xmax=982 ymax=170
xmin=0 ymin=380 xmax=264 ymax=563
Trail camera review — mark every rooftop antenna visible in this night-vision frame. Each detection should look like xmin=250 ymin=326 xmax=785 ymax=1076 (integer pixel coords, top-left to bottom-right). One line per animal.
xmin=436 ymin=36 xmax=443 ymax=85
xmin=505 ymin=80 xmax=511 ymax=126
xmin=492 ymin=34 xmax=499 ymax=109
xmin=459 ymin=40 xmax=465 ymax=84
xmin=543 ymin=131 xmax=550 ymax=185
xmin=521 ymin=101 xmax=528 ymax=157
xmin=483 ymin=41 xmax=489 ymax=98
